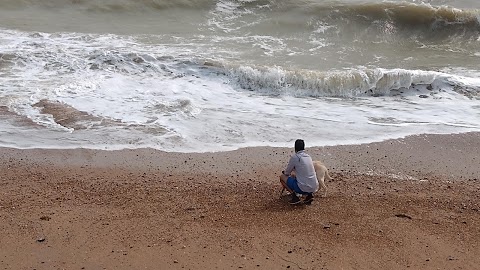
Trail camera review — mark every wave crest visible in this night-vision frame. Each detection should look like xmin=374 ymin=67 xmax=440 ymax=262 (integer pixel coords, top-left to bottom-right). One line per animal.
xmin=299 ymin=2 xmax=480 ymax=41
xmin=328 ymin=2 xmax=480 ymax=26
xmin=222 ymin=64 xmax=478 ymax=98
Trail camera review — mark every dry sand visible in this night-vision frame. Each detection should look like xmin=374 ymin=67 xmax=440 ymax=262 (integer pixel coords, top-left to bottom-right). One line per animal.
xmin=1 ymin=132 xmax=479 ymax=270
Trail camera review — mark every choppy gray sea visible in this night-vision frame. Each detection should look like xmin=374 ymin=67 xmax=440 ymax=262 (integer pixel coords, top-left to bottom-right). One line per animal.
xmin=1 ymin=0 xmax=479 ymax=152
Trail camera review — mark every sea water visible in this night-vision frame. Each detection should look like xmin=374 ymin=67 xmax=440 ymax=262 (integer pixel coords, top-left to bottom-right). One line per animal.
xmin=0 ymin=0 xmax=479 ymax=152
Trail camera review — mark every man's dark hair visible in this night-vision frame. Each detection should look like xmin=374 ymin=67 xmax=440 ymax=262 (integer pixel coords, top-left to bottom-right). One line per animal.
xmin=294 ymin=139 xmax=305 ymax=152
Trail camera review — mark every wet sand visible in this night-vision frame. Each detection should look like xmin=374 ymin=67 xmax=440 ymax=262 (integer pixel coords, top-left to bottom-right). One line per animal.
xmin=1 ymin=133 xmax=479 ymax=270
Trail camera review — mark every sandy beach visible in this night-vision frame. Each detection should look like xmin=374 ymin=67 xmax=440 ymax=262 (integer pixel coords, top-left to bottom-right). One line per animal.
xmin=1 ymin=133 xmax=479 ymax=270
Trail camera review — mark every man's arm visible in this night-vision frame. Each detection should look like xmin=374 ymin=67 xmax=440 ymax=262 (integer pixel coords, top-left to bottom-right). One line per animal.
xmin=283 ymin=156 xmax=295 ymax=176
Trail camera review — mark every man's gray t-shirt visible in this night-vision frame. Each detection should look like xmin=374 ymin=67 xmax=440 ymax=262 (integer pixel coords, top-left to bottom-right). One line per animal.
xmin=284 ymin=150 xmax=319 ymax=193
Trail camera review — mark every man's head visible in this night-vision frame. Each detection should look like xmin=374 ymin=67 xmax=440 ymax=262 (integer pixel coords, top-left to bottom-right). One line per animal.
xmin=294 ymin=139 xmax=305 ymax=152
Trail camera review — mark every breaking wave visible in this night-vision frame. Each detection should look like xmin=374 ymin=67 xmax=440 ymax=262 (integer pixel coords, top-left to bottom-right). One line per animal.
xmin=309 ymin=2 xmax=480 ymax=40
xmin=220 ymin=63 xmax=480 ymax=98
xmin=314 ymin=2 xmax=480 ymax=27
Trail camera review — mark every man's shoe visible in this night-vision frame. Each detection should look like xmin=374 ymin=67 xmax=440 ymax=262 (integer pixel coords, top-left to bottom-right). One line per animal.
xmin=304 ymin=194 xmax=314 ymax=205
xmin=289 ymin=194 xmax=301 ymax=205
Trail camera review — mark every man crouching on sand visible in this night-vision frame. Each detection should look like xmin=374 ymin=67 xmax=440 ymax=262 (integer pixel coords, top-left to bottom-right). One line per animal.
xmin=280 ymin=139 xmax=319 ymax=205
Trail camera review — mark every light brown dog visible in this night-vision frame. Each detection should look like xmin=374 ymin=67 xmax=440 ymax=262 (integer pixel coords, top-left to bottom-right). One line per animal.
xmin=312 ymin=160 xmax=330 ymax=197
xmin=283 ymin=160 xmax=331 ymax=197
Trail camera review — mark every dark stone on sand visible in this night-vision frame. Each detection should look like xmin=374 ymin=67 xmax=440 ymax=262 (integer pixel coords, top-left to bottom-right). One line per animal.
xmin=419 ymin=95 xmax=429 ymax=98
xmin=395 ymin=214 xmax=412 ymax=219
xmin=427 ymin=84 xmax=433 ymax=90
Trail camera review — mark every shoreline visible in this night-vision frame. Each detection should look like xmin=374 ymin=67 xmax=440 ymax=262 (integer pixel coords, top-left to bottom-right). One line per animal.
xmin=1 ymin=132 xmax=479 ymax=269
xmin=2 ymin=132 xmax=479 ymax=178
